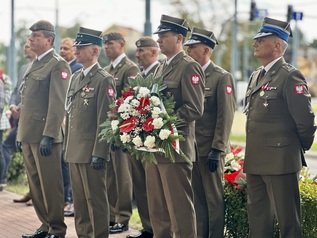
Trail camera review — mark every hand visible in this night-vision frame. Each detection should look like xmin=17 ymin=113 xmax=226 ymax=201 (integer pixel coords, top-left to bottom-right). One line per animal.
xmin=39 ymin=136 xmax=54 ymax=157
xmin=90 ymin=156 xmax=106 ymax=170
xmin=16 ymin=141 xmax=22 ymax=153
xmin=207 ymin=149 xmax=221 ymax=172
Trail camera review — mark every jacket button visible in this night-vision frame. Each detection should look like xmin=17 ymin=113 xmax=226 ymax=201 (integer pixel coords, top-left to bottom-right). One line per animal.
xmin=277 ymin=142 xmax=281 ymax=146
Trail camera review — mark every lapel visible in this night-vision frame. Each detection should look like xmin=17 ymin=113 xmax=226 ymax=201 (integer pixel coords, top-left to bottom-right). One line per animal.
xmin=161 ymin=51 xmax=185 ymax=79
xmin=251 ymin=58 xmax=285 ymax=95
xmin=73 ymin=64 xmax=99 ymax=94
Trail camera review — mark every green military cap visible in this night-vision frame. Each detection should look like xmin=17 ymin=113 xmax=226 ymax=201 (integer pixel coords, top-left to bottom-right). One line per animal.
xmin=73 ymin=27 xmax=103 ymax=47
xmin=29 ymin=20 xmax=55 ymax=33
xmin=184 ymin=27 xmax=219 ymax=49
xmin=154 ymin=14 xmax=191 ymax=37
xmin=135 ymin=36 xmax=158 ymax=48
xmin=103 ymin=32 xmax=125 ymax=43
xmin=254 ymin=17 xmax=293 ymax=42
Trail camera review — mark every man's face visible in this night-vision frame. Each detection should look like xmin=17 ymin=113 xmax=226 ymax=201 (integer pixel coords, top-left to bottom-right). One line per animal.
xmin=24 ymin=42 xmax=36 ymax=60
xmin=60 ymin=40 xmax=75 ymax=62
xmin=74 ymin=45 xmax=94 ymax=65
xmin=135 ymin=47 xmax=154 ymax=69
xmin=156 ymin=32 xmax=178 ymax=56
xmin=253 ymin=36 xmax=276 ymax=59
xmin=186 ymin=44 xmax=205 ymax=62
xmin=28 ymin=30 xmax=51 ymax=54
xmin=104 ymin=40 xmax=123 ymax=60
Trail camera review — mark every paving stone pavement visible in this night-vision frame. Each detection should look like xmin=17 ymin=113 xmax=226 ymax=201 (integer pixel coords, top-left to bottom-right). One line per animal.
xmin=0 ymin=190 xmax=138 ymax=238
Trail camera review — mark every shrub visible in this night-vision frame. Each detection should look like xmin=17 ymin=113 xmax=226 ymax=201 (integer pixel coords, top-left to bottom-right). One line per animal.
xmin=224 ymin=169 xmax=317 ymax=238
xmin=7 ymin=152 xmax=27 ymax=185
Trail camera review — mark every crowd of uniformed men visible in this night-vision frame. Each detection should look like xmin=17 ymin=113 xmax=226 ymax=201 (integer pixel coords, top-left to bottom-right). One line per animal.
xmin=11 ymin=12 xmax=316 ymax=238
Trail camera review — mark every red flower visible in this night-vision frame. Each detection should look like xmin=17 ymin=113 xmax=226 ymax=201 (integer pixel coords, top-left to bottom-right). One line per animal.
xmin=122 ymin=90 xmax=133 ymax=99
xmin=136 ymin=97 xmax=150 ymax=115
xmin=119 ymin=116 xmax=138 ymax=133
xmin=231 ymin=146 xmax=243 ymax=156
xmin=142 ymin=117 xmax=154 ymax=132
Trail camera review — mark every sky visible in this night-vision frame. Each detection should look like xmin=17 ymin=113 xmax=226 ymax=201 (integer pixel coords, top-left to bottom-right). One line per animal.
xmin=1 ymin=0 xmax=317 ymax=45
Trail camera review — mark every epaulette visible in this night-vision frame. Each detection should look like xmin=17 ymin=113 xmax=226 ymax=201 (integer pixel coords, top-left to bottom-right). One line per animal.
xmin=97 ymin=68 xmax=110 ymax=77
xmin=214 ymin=65 xmax=226 ymax=74
xmin=53 ymin=53 xmax=62 ymax=61
xmin=282 ymin=63 xmax=296 ymax=72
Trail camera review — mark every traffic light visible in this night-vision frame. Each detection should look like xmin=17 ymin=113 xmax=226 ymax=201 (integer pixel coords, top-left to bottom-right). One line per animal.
xmin=250 ymin=1 xmax=257 ymax=21
xmin=287 ymin=5 xmax=293 ymax=22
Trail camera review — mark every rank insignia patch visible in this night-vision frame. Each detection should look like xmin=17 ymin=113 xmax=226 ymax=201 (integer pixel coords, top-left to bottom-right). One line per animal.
xmin=226 ymin=85 xmax=232 ymax=94
xmin=61 ymin=71 xmax=68 ymax=80
xmin=108 ymin=88 xmax=115 ymax=97
xmin=295 ymin=84 xmax=304 ymax=94
xmin=191 ymin=74 xmax=200 ymax=85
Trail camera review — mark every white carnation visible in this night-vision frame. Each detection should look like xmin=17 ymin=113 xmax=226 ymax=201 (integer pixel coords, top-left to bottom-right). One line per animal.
xmin=150 ymin=96 xmax=160 ymax=106
xmin=144 ymin=135 xmax=155 ymax=148
xmin=111 ymin=120 xmax=119 ymax=131
xmin=120 ymin=133 xmax=131 ymax=144
xmin=132 ymin=136 xmax=143 ymax=147
xmin=230 ymin=160 xmax=242 ymax=171
xmin=138 ymin=87 xmax=150 ymax=97
xmin=159 ymin=129 xmax=171 ymax=140
xmin=124 ymin=96 xmax=134 ymax=104
xmin=151 ymin=107 xmax=162 ymax=118
xmin=153 ymin=118 xmax=164 ymax=129
xmin=130 ymin=99 xmax=140 ymax=107
xmin=118 ymin=103 xmax=132 ymax=113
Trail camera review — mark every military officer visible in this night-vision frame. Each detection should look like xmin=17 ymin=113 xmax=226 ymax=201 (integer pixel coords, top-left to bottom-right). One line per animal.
xmin=244 ymin=17 xmax=316 ymax=238
xmin=64 ymin=27 xmax=115 ymax=238
xmin=103 ymin=32 xmax=140 ymax=234
xmin=184 ymin=27 xmax=236 ymax=238
xmin=17 ymin=20 xmax=71 ymax=238
xmin=145 ymin=14 xmax=205 ymax=238
xmin=135 ymin=36 xmax=159 ymax=77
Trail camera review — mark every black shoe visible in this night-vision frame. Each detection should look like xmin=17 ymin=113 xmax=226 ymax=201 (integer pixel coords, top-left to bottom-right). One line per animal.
xmin=109 ymin=221 xmax=116 ymax=229
xmin=110 ymin=222 xmax=129 ymax=234
xmin=45 ymin=235 xmax=65 ymax=238
xmin=126 ymin=230 xmax=153 ymax=238
xmin=22 ymin=229 xmax=48 ymax=238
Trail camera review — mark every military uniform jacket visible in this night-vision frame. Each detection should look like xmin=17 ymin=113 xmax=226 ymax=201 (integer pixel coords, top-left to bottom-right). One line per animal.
xmin=64 ymin=64 xmax=116 ymax=163
xmin=244 ymin=57 xmax=316 ymax=175
xmin=105 ymin=56 xmax=139 ymax=97
xmin=155 ymin=51 xmax=205 ymax=163
xmin=17 ymin=50 xmax=71 ymax=143
xmin=196 ymin=61 xmax=236 ymax=157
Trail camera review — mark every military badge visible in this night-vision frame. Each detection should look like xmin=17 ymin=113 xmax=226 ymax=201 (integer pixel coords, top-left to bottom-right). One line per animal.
xmin=108 ymin=88 xmax=114 ymax=97
xmin=295 ymin=84 xmax=304 ymax=94
xmin=191 ymin=74 xmax=200 ymax=85
xmin=226 ymin=85 xmax=232 ymax=94
xmin=61 ymin=70 xmax=68 ymax=80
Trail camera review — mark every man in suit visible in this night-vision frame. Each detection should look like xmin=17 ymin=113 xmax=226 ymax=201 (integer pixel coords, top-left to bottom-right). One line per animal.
xmin=244 ymin=17 xmax=316 ymax=238
xmin=103 ymin=32 xmax=140 ymax=234
xmin=3 ymin=41 xmax=36 ymax=203
xmin=135 ymin=36 xmax=159 ymax=77
xmin=145 ymin=14 xmax=205 ymax=238
xmin=184 ymin=27 xmax=236 ymax=238
xmin=17 ymin=20 xmax=71 ymax=238
xmin=64 ymin=27 xmax=115 ymax=238
xmin=59 ymin=37 xmax=83 ymax=217
xmin=124 ymin=37 xmax=160 ymax=238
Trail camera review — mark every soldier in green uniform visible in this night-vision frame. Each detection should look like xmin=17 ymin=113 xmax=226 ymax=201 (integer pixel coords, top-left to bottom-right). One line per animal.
xmin=64 ymin=27 xmax=116 ymax=238
xmin=145 ymin=14 xmax=205 ymax=238
xmin=244 ymin=17 xmax=316 ymax=238
xmin=17 ymin=20 xmax=71 ymax=238
xmin=103 ymin=32 xmax=140 ymax=234
xmin=184 ymin=27 xmax=236 ymax=238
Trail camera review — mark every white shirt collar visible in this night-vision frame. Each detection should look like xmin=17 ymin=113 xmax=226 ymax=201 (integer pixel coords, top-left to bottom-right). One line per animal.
xmin=143 ymin=61 xmax=159 ymax=75
xmin=111 ymin=53 xmax=126 ymax=68
xmin=83 ymin=62 xmax=98 ymax=77
xmin=37 ymin=48 xmax=54 ymax=61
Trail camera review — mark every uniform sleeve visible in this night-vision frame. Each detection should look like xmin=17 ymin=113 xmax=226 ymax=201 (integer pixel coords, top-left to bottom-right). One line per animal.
xmin=92 ymin=74 xmax=116 ymax=159
xmin=284 ymin=70 xmax=316 ymax=150
xmin=123 ymin=65 xmax=140 ymax=88
xmin=177 ymin=61 xmax=205 ymax=123
xmin=43 ymin=60 xmax=71 ymax=139
xmin=212 ymin=73 xmax=236 ymax=152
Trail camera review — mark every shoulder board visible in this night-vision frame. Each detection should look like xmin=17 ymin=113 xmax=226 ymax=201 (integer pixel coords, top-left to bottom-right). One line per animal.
xmin=213 ymin=65 xmax=227 ymax=74
xmin=282 ymin=63 xmax=296 ymax=72
xmin=97 ymin=68 xmax=111 ymax=77
xmin=183 ymin=54 xmax=193 ymax=63
xmin=53 ymin=53 xmax=63 ymax=61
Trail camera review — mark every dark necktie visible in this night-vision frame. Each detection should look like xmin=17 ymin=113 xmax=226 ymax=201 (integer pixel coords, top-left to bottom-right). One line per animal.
xmin=257 ymin=68 xmax=266 ymax=85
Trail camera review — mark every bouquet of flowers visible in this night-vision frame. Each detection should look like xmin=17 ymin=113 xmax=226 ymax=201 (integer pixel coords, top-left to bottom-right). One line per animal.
xmin=99 ymin=73 xmax=189 ymax=164
xmin=224 ymin=145 xmax=247 ymax=189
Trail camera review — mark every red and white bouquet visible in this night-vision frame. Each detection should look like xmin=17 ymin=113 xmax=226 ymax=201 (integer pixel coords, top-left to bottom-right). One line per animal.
xmin=100 ymin=74 xmax=188 ymax=164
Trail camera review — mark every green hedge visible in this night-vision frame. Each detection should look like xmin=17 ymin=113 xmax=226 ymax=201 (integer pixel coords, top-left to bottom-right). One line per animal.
xmin=7 ymin=152 xmax=27 ymax=184
xmin=224 ymin=170 xmax=317 ymax=238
